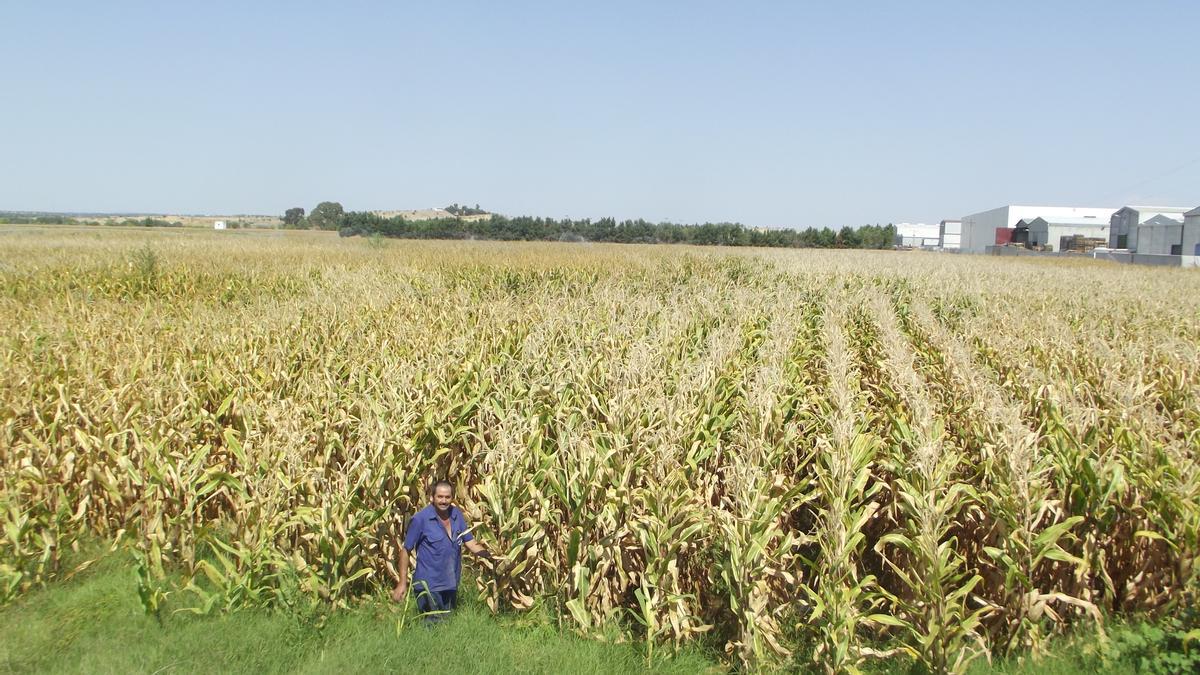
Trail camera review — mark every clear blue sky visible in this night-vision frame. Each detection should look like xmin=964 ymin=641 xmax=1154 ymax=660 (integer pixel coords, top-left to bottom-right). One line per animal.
xmin=2 ymin=1 xmax=1197 ymax=228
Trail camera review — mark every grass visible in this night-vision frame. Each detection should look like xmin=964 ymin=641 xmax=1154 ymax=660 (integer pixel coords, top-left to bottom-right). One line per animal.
xmin=0 ymin=552 xmax=716 ymax=674
xmin=4 ymin=552 xmax=1194 ymax=675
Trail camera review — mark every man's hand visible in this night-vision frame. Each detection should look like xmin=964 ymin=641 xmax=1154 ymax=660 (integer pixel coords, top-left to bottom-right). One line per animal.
xmin=392 ymin=581 xmax=408 ymax=603
xmin=466 ymin=539 xmax=496 ymax=560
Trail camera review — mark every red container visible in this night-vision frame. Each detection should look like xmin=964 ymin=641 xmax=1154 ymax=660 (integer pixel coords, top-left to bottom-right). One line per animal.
xmin=995 ymin=228 xmax=1013 ymax=245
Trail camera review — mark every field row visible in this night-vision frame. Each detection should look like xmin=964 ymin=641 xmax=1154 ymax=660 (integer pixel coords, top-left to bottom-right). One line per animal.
xmin=3 ymin=228 xmax=1199 ymax=671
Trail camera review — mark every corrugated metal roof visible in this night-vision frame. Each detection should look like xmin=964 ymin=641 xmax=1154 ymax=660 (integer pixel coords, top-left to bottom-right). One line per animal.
xmin=1186 ymin=206 xmax=1200 ymax=217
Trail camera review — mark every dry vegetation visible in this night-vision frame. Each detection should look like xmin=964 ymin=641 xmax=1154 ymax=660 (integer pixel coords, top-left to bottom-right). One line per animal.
xmin=2 ymin=226 xmax=1199 ymax=671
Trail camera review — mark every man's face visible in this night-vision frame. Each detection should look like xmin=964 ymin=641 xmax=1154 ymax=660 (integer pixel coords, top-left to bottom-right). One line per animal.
xmin=432 ymin=485 xmax=453 ymax=513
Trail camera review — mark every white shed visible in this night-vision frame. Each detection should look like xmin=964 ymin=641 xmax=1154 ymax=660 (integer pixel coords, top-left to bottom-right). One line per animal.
xmin=213 ymin=220 xmax=227 ymax=230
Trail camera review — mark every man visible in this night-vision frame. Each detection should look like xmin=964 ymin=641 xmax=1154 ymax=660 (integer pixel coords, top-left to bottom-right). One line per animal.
xmin=391 ymin=480 xmax=495 ymax=619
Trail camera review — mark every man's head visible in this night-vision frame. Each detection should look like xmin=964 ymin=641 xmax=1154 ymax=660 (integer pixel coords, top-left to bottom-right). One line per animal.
xmin=429 ymin=480 xmax=454 ymax=515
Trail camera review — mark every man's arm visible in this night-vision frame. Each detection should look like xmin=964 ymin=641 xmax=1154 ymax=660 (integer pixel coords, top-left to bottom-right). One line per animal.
xmin=457 ymin=511 xmax=499 ymax=565
xmin=392 ymin=513 xmax=419 ymax=603
xmin=391 ymin=547 xmax=410 ymax=602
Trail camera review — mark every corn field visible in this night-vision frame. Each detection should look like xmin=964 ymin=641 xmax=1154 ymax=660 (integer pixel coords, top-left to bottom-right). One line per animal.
xmin=3 ymin=226 xmax=1200 ymax=671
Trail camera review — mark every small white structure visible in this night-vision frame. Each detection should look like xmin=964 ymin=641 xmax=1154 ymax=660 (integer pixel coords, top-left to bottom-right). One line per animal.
xmin=213 ymin=220 xmax=227 ymax=230
xmin=894 ymin=222 xmax=941 ymax=248
xmin=1108 ymin=206 xmax=1190 ymax=250
xmin=1022 ymin=216 xmax=1110 ymax=251
xmin=959 ymin=205 xmax=1116 ymax=254
xmin=939 ymin=219 xmax=962 ymax=250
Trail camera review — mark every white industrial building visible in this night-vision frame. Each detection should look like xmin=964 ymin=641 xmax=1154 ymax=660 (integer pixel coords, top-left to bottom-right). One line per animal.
xmin=1108 ymin=206 xmax=1191 ymax=250
xmin=1021 ymin=216 xmax=1110 ymax=251
xmin=939 ymin=219 xmax=961 ymax=250
xmin=959 ymin=205 xmax=1116 ymax=253
xmin=894 ymin=222 xmax=941 ymax=248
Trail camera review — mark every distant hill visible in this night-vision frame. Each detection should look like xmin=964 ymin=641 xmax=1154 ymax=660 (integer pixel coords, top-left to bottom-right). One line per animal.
xmin=0 ymin=211 xmax=282 ymax=228
xmin=369 ymin=208 xmax=492 ymax=222
xmin=3 ymin=206 xmax=497 ymax=229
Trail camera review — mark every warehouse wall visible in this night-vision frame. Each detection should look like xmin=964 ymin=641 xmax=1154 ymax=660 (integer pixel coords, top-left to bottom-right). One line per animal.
xmin=1137 ymin=223 xmax=1184 ymax=255
xmin=960 ymin=207 xmax=1010 ymax=253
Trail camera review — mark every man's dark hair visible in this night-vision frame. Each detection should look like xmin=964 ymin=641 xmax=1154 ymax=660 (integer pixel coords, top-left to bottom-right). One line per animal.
xmin=429 ymin=479 xmax=454 ymax=496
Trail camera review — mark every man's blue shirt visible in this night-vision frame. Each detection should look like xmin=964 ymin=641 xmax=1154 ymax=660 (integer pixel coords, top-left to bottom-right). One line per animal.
xmin=404 ymin=504 xmax=474 ymax=592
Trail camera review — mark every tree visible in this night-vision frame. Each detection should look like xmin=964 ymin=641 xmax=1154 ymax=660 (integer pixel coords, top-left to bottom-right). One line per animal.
xmin=308 ymin=202 xmax=344 ymax=230
xmin=815 ymin=227 xmax=837 ymax=247
xmin=282 ymin=207 xmax=305 ymax=228
xmin=837 ymin=225 xmax=861 ymax=248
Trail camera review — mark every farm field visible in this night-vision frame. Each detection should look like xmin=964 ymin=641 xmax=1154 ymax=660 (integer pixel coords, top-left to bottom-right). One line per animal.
xmin=3 ymin=226 xmax=1200 ymax=672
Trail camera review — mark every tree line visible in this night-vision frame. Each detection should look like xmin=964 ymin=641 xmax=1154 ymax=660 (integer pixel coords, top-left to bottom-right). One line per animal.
xmin=284 ymin=201 xmax=899 ymax=249
xmin=331 ymin=210 xmax=896 ymax=249
xmin=4 ymin=203 xmax=899 ymax=250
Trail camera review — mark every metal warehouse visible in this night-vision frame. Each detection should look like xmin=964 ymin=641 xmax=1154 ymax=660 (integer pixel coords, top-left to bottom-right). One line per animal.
xmin=1108 ymin=206 xmax=1191 ymax=251
xmin=959 ymin=205 xmax=1115 ymax=254
xmin=1186 ymin=207 xmax=1200 ymax=257
xmin=1136 ymin=214 xmax=1190 ymax=255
